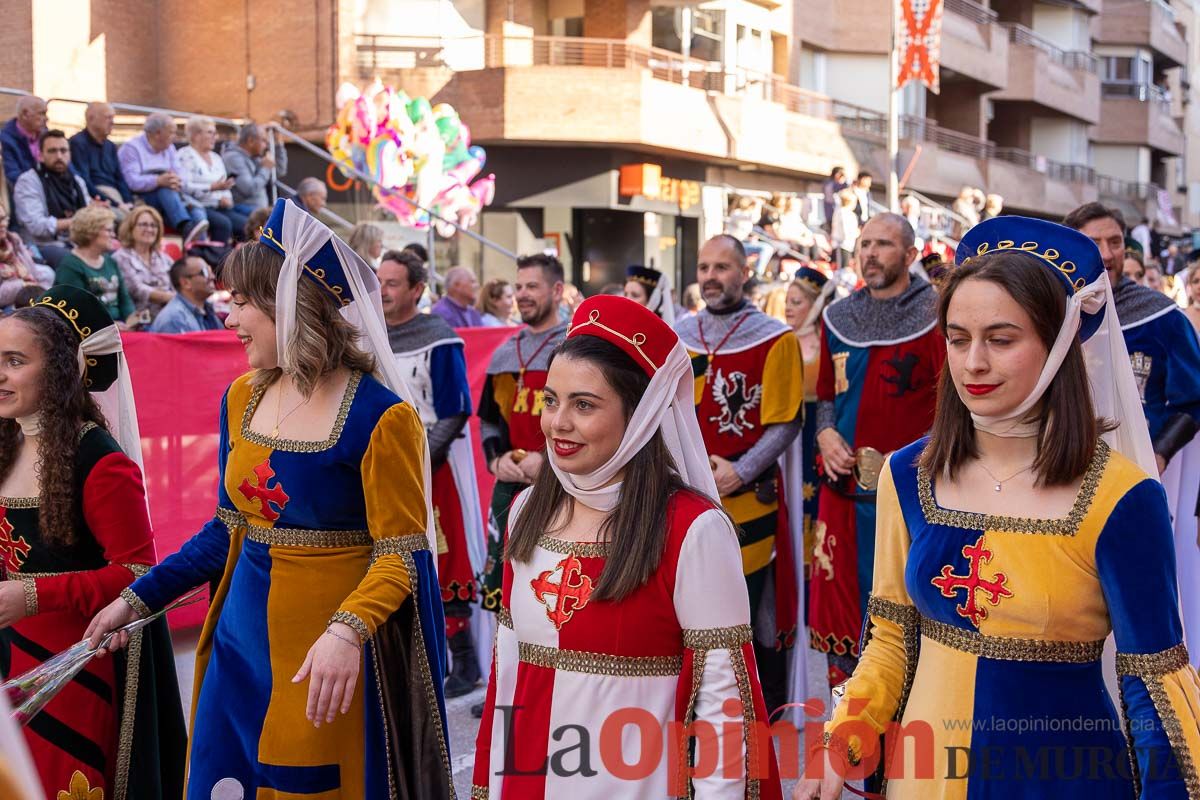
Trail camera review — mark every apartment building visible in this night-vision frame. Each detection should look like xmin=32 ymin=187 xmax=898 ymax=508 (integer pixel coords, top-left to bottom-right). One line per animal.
xmin=0 ymin=0 xmax=1194 ymax=284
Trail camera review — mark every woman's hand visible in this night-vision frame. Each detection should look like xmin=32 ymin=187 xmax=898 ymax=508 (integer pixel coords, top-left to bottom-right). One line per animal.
xmin=293 ymin=622 xmax=362 ymax=727
xmin=792 ymin=750 xmax=846 ymax=800
xmin=0 ymin=581 xmax=28 ymax=628
xmin=84 ymin=597 xmax=140 ymax=653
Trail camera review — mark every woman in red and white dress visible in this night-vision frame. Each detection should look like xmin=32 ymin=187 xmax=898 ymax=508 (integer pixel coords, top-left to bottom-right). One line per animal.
xmin=472 ymin=295 xmax=783 ymax=799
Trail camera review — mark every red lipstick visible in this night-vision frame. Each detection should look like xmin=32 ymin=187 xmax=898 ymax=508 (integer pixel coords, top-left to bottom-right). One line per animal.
xmin=553 ymin=439 xmax=583 ymax=457
xmin=965 ymin=384 xmax=999 ymax=396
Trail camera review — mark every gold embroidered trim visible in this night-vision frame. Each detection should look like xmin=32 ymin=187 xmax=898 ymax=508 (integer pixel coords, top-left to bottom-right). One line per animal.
xmin=372 ymin=534 xmax=430 ymax=558
xmin=968 ymin=239 xmax=1088 ymax=291
xmin=368 ymin=643 xmax=398 ymax=798
xmin=917 ymin=440 xmax=1108 ymax=536
xmin=260 ymin=226 xmax=352 ymax=307
xmin=18 ymin=576 xmax=36 ymax=617
xmin=32 ymin=296 xmax=94 ymax=338
xmin=218 ymin=506 xmax=371 ymax=548
xmin=820 ymin=730 xmax=862 ymax=767
xmin=120 ymin=587 xmax=151 ymax=618
xmin=920 ymin=615 xmax=1104 ymax=662
xmin=121 ymin=563 xmax=151 ymax=577
xmin=536 ymin=535 xmax=609 ymax=558
xmin=1145 ymin=675 xmax=1200 ymax=797
xmin=568 ymin=308 xmax=661 ymax=373
xmin=471 ymin=786 xmax=489 ymax=800
xmin=329 ymin=611 xmax=370 ymax=642
xmin=240 ymin=370 xmax=361 ymax=453
xmin=517 ymin=642 xmax=682 ymax=677
xmin=1115 ymin=643 xmax=1191 ymax=677
xmin=681 ymin=647 xmax=708 ymax=799
xmin=497 ymin=606 xmax=513 ymax=630
xmin=729 ymin=644 xmax=762 ymax=800
xmin=397 ymin=550 xmax=455 ymax=789
xmin=682 ymin=624 xmax=753 ymax=651
xmin=866 ymin=595 xmax=919 ymax=756
xmin=1117 ymin=682 xmax=1142 ymax=797
xmin=0 ymin=495 xmax=38 ymax=508
xmin=113 ymin=628 xmax=143 ymax=800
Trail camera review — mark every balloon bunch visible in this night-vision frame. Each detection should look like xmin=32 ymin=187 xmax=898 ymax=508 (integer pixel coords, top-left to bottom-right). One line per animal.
xmin=327 ymin=81 xmax=496 ymax=236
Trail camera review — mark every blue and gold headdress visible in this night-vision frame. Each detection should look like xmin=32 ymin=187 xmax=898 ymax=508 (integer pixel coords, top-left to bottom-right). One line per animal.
xmin=956 ymin=216 xmax=1107 ymax=341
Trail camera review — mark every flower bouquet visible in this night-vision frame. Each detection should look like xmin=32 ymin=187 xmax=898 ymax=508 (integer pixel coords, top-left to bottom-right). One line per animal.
xmin=2 ymin=587 xmax=204 ymax=726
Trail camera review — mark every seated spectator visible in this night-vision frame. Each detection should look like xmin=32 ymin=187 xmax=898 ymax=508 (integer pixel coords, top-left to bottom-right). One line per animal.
xmin=69 ymin=102 xmax=134 ymax=218
xmin=149 ymin=255 xmax=221 ymax=333
xmin=119 ymin=113 xmax=210 ymax=244
xmin=113 ymin=205 xmax=174 ymax=319
xmin=1 ymin=95 xmax=47 ymax=187
xmin=53 ymin=205 xmax=135 ymax=324
xmin=477 ymin=278 xmax=514 ymax=326
xmin=177 ymin=115 xmax=241 ymax=242
xmin=8 ymin=283 xmax=44 ymax=310
xmin=242 ymin=205 xmax=271 ymax=243
xmin=982 ymin=193 xmax=1004 ymax=222
xmin=294 ymin=176 xmax=327 ymax=217
xmin=831 ymin=188 xmax=859 ymax=268
xmin=12 ymin=129 xmax=92 ymax=267
xmin=348 ymin=221 xmax=384 ymax=266
xmin=431 ymin=265 xmax=484 ymax=327
xmin=223 ymin=122 xmax=286 ymax=212
xmin=0 ymin=204 xmax=53 ymax=307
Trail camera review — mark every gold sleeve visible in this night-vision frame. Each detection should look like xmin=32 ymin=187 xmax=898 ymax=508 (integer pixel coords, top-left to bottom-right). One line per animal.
xmin=760 ymin=333 xmax=804 ymax=425
xmin=332 ymin=403 xmax=426 ymax=639
xmin=822 ymin=459 xmax=918 ymax=765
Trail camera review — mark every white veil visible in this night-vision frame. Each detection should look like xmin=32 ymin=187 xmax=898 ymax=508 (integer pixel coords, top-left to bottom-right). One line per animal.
xmin=647 ymin=270 xmax=676 ymax=327
xmin=271 ymin=200 xmax=438 ymax=552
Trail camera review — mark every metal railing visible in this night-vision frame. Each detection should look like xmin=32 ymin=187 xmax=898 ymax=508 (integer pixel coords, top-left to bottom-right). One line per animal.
xmin=1101 ymin=80 xmax=1175 ymax=115
xmin=943 ymin=0 xmax=999 ymax=25
xmin=1002 ymin=24 xmax=1099 ymax=73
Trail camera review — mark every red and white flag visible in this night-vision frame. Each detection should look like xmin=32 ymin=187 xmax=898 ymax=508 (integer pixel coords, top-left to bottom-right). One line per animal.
xmin=895 ymin=0 xmax=944 ymax=94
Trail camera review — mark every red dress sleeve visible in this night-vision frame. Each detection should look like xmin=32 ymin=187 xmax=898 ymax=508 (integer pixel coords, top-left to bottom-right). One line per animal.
xmin=33 ymin=452 xmax=157 ymax=617
xmin=816 ymin=321 xmax=836 ymax=404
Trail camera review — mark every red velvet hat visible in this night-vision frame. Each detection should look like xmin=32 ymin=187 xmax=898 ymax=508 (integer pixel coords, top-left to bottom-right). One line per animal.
xmin=566 ymin=295 xmax=677 ymax=378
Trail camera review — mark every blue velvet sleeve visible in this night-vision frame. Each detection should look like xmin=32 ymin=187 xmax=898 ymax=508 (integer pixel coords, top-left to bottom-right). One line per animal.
xmin=430 ymin=341 xmax=472 ymax=419
xmin=1163 ymin=310 xmax=1200 ymax=425
xmin=128 ymin=390 xmax=235 ymax=613
xmin=1096 ymin=478 xmax=1200 ymax=798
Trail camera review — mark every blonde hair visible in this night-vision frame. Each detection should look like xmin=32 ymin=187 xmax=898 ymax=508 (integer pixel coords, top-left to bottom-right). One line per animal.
xmin=69 ymin=205 xmax=115 ymax=247
xmin=838 ymin=188 xmax=857 ymax=208
xmin=221 ymin=242 xmax=375 ymax=397
xmin=347 ymin=222 xmax=384 ymax=261
xmin=186 ymin=114 xmax=216 ymax=138
xmin=117 ymin=205 xmax=163 ymax=251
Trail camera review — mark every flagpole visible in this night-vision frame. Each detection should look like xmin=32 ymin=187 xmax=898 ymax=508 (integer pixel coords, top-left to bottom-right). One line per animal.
xmin=888 ymin=0 xmax=900 ymax=213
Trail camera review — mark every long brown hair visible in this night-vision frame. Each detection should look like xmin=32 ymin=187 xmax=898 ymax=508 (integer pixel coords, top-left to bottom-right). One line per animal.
xmin=220 ymin=242 xmax=375 ymax=397
xmin=0 ymin=308 xmax=108 ymax=547
xmin=506 ymin=336 xmax=695 ymax=602
xmin=919 ymin=250 xmax=1105 ymax=485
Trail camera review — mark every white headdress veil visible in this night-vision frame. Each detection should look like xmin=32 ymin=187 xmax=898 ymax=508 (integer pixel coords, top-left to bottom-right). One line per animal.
xmin=269 ymin=200 xmax=438 ymax=551
xmin=647 ymin=270 xmax=676 ymax=326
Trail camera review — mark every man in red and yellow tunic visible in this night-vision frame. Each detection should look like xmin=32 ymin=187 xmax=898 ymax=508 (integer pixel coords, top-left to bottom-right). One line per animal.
xmin=675 ymin=234 xmax=804 ymax=714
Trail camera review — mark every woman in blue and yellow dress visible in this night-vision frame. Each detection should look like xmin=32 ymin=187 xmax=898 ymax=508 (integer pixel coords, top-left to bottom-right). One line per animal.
xmin=87 ymin=199 xmax=454 ymax=799
xmin=796 ymin=217 xmax=1200 ymax=799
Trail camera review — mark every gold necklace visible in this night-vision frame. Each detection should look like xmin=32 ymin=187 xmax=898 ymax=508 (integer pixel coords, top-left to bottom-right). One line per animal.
xmin=271 ymin=380 xmax=307 ymax=438
xmin=976 ymin=460 xmax=1033 ymax=493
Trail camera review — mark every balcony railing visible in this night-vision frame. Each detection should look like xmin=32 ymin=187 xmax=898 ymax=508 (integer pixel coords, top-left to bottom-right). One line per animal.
xmin=1102 ymin=80 xmax=1174 ymax=115
xmin=943 ymin=0 xmax=999 ymax=25
xmin=1002 ymin=23 xmax=1098 ymax=73
xmin=993 ymin=147 xmax=1097 ymax=183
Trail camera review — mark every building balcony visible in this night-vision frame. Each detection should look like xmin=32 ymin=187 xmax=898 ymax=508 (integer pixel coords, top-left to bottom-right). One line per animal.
xmin=1096 ymin=0 xmax=1188 ymax=69
xmin=1095 ymin=81 xmax=1186 ymax=155
xmin=940 ymin=0 xmax=1008 ymax=90
xmin=353 ymin=34 xmax=865 ymax=177
xmin=990 ymin=24 xmax=1100 ymax=124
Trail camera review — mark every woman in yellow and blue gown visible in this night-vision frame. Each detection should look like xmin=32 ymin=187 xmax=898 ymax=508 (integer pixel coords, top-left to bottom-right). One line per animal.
xmin=796 ymin=217 xmax=1200 ymax=799
xmin=87 ymin=199 xmax=454 ymax=799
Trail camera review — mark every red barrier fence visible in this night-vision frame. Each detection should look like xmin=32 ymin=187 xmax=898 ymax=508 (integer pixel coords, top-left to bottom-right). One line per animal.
xmin=122 ymin=327 xmax=517 ymax=628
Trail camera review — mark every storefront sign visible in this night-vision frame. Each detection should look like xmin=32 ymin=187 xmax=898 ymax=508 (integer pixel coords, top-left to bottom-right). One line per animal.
xmin=619 ymin=163 xmax=701 ymax=211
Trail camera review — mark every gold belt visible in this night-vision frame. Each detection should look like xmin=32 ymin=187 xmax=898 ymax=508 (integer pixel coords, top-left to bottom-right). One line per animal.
xmin=216 ymin=507 xmax=372 ymax=548
xmin=920 ymin=615 xmax=1105 ymax=663
xmin=854 ymin=447 xmax=886 ymax=491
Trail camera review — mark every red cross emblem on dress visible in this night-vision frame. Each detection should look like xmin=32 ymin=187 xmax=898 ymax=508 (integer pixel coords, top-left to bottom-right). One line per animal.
xmin=0 ymin=512 xmax=30 ymax=573
xmin=931 ymin=534 xmax=1013 ymax=628
xmin=237 ymin=459 xmax=291 ymax=523
xmin=530 ymin=553 xmax=594 ymax=630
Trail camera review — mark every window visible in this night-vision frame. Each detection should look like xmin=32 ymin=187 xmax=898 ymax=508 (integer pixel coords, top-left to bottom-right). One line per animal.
xmin=651 ymin=7 xmax=723 ymax=62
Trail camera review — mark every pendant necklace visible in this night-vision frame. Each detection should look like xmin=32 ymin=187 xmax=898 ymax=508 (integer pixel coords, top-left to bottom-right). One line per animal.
xmin=976 ymin=460 xmax=1032 ymax=493
xmin=515 ymin=328 xmax=556 ymax=392
xmin=697 ymin=313 xmax=749 ymax=382
xmin=272 ymin=381 xmax=307 ymax=438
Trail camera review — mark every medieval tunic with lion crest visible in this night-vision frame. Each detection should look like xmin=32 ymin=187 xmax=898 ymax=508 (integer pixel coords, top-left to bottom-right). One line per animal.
xmin=675 ymin=304 xmax=803 ymax=656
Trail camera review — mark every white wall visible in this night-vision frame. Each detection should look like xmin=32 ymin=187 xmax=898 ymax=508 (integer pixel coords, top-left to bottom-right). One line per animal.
xmin=1030 ymin=118 xmax=1089 ymax=163
xmin=356 ymin=0 xmax=485 ymax=36
xmin=1031 ymin=4 xmax=1089 ymax=50
xmin=824 ymin=53 xmax=889 ymax=113
xmin=797 ymin=46 xmax=827 ymax=94
xmin=1093 ymin=144 xmax=1151 ymax=183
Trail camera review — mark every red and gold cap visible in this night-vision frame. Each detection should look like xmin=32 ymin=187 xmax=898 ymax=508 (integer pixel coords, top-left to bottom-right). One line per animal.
xmin=566 ymin=295 xmax=677 ymax=378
